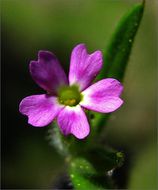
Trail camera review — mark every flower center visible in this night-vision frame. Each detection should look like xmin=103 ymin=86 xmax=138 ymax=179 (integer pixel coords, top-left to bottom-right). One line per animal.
xmin=57 ymin=85 xmax=82 ymax=106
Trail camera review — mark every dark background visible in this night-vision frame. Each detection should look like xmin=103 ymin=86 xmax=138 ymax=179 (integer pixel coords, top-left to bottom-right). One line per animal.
xmin=1 ymin=0 xmax=157 ymax=189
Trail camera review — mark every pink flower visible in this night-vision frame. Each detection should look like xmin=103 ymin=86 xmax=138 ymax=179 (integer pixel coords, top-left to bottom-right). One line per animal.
xmin=19 ymin=44 xmax=123 ymax=139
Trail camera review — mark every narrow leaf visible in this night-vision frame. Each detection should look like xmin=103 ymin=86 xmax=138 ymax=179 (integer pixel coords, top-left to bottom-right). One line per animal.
xmin=84 ymin=146 xmax=124 ymax=173
xmin=98 ymin=1 xmax=144 ymax=81
xmin=92 ymin=1 xmax=145 ymax=134
xmin=69 ymin=158 xmax=113 ymax=190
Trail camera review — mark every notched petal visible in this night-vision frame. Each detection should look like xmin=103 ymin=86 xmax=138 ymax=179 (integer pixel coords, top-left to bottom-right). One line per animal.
xmin=57 ymin=105 xmax=90 ymax=139
xmin=69 ymin=44 xmax=103 ymax=91
xmin=30 ymin=50 xmax=68 ymax=94
xmin=38 ymin=50 xmax=54 ymax=61
xmin=80 ymin=78 xmax=124 ymax=113
xmin=19 ymin=94 xmax=64 ymax=127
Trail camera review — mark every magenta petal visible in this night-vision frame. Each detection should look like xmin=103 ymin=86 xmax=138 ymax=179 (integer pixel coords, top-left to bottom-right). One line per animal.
xmin=19 ymin=94 xmax=64 ymax=127
xmin=30 ymin=51 xmax=68 ymax=94
xmin=57 ymin=105 xmax=90 ymax=139
xmin=80 ymin=78 xmax=123 ymax=113
xmin=69 ymin=44 xmax=103 ymax=91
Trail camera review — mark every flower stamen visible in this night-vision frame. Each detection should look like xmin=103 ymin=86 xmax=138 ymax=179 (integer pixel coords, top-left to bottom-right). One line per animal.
xmin=57 ymin=85 xmax=82 ymax=106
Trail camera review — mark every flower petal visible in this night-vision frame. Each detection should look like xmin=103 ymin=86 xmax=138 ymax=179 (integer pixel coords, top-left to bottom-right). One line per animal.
xmin=57 ymin=105 xmax=90 ymax=139
xmin=19 ymin=94 xmax=64 ymax=127
xmin=69 ymin=44 xmax=103 ymax=91
xmin=80 ymin=78 xmax=123 ymax=113
xmin=30 ymin=51 xmax=68 ymax=94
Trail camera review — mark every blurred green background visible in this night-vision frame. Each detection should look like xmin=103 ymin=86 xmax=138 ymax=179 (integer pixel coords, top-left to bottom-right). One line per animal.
xmin=1 ymin=0 xmax=157 ymax=189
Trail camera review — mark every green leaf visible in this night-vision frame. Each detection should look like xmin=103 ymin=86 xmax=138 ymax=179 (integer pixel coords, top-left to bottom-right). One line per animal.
xmin=84 ymin=146 xmax=124 ymax=173
xmin=68 ymin=147 xmax=124 ymax=189
xmin=92 ymin=1 xmax=145 ymax=134
xmin=69 ymin=158 xmax=114 ymax=190
xmin=98 ymin=1 xmax=144 ymax=81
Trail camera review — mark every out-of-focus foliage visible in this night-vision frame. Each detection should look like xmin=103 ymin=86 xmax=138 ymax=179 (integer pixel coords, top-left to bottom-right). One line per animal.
xmin=128 ymin=143 xmax=157 ymax=189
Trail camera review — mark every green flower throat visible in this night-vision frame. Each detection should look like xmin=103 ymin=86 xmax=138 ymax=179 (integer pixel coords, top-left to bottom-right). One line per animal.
xmin=57 ymin=85 xmax=82 ymax=107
